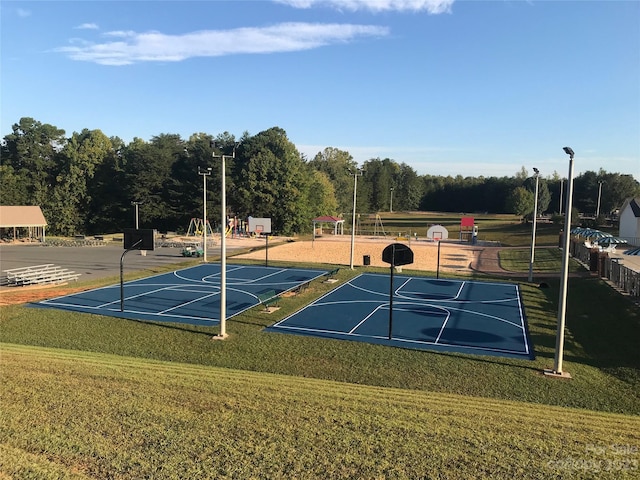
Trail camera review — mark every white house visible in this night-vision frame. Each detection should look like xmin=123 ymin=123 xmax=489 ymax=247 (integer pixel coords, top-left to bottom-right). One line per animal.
xmin=619 ymin=198 xmax=640 ymax=244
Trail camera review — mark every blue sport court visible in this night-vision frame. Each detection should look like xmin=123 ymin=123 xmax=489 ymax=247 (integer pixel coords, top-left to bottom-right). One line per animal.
xmin=38 ymin=264 xmax=328 ymax=326
xmin=266 ymin=273 xmax=534 ymax=359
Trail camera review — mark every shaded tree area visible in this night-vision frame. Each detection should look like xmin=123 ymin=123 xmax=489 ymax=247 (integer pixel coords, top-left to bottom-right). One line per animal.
xmin=2 ymin=117 xmax=639 ymax=235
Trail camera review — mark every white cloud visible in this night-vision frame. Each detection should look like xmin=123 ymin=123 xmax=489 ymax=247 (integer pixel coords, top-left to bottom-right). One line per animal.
xmin=57 ymin=22 xmax=389 ymax=66
xmin=16 ymin=8 xmax=31 ymax=18
xmin=75 ymin=23 xmax=99 ymax=30
xmin=275 ymin=0 xmax=454 ymax=14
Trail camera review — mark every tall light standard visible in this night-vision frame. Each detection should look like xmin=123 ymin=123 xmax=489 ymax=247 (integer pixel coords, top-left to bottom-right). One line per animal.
xmin=546 ymin=147 xmax=575 ymax=378
xmin=390 ymin=187 xmax=394 ymax=213
xmin=131 ymin=201 xmax=142 ymax=229
xmin=558 ymin=179 xmax=564 ymax=215
xmin=596 ymin=180 xmax=604 ymax=218
xmin=211 ymin=141 xmax=237 ymax=339
xmin=349 ymin=167 xmax=363 ymax=270
xmin=528 ymin=168 xmax=540 ymax=282
xmin=198 ymin=166 xmax=212 ymax=262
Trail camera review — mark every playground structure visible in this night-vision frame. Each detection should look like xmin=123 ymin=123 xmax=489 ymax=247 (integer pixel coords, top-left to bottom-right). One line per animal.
xmin=459 ymin=217 xmax=478 ymax=244
xmin=347 ymin=214 xmax=388 ymax=237
xmin=186 ymin=218 xmax=212 ymax=237
xmin=185 ymin=216 xmax=253 ymax=242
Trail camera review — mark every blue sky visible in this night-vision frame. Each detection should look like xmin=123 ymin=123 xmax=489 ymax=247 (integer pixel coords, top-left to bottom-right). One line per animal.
xmin=2 ymin=0 xmax=638 ymax=179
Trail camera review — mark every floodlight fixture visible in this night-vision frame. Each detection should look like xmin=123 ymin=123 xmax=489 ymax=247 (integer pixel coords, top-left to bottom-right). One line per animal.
xmin=563 ymin=147 xmax=574 ymax=157
xmin=533 ymin=167 xmax=539 ymax=175
xmin=131 ymin=201 xmax=143 ymax=229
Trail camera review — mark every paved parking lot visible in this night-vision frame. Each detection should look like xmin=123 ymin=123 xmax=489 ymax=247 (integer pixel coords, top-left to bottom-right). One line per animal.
xmin=0 ymin=237 xmax=267 ymax=284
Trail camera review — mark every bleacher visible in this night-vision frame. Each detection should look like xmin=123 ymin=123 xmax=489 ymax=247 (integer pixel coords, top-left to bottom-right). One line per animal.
xmin=3 ymin=264 xmax=81 ymax=287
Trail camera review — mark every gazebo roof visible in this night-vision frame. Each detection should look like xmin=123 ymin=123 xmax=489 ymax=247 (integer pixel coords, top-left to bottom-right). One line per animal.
xmin=313 ymin=216 xmax=344 ymax=223
xmin=0 ymin=206 xmax=47 ymax=228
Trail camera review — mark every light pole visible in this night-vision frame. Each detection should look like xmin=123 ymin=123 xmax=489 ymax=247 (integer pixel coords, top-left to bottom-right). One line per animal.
xmin=131 ymin=201 xmax=142 ymax=229
xmin=349 ymin=167 xmax=363 ymax=270
xmin=198 ymin=166 xmax=212 ymax=262
xmin=546 ymin=147 xmax=575 ymax=379
xmin=528 ymin=168 xmax=540 ymax=282
xmin=558 ymin=179 xmax=564 ymax=215
xmin=211 ymin=141 xmax=237 ymax=339
xmin=596 ymin=180 xmax=604 ymax=218
xmin=390 ymin=187 xmax=394 ymax=213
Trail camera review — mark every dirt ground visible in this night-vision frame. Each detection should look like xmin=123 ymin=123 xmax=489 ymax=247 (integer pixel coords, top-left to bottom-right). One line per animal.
xmin=0 ymin=284 xmax=90 ymax=307
xmin=236 ymin=236 xmax=487 ymax=272
xmin=0 ymin=236 xmax=497 ymax=306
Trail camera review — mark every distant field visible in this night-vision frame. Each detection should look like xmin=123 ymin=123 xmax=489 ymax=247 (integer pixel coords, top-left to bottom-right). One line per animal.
xmin=359 ymin=212 xmax=563 ymax=247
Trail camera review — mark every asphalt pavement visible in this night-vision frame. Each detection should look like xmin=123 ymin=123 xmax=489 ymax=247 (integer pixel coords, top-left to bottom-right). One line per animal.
xmin=0 ymin=238 xmax=265 ymax=284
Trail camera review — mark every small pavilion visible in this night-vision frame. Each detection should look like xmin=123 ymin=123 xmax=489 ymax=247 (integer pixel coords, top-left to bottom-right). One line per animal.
xmin=0 ymin=206 xmax=48 ymax=242
xmin=312 ymin=216 xmax=344 ymax=239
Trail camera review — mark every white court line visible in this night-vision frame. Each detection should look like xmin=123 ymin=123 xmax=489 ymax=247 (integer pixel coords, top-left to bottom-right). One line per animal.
xmin=515 ymin=284 xmax=529 ymax=355
xmin=96 ymin=285 xmax=172 ymax=308
xmin=270 ymin=279 xmax=356 ymax=328
xmin=395 ymin=278 xmax=413 ymax=295
xmin=41 ymin=264 xmax=331 ymax=325
xmin=237 ymin=268 xmax=286 ymax=284
xmin=273 ymin=273 xmax=528 ymax=355
xmin=396 ymin=278 xmax=467 ymax=302
xmin=271 ymin=323 xmax=530 ymax=356
xmin=349 ymin=304 xmax=387 ymax=334
xmin=158 ymin=291 xmax=220 ymax=314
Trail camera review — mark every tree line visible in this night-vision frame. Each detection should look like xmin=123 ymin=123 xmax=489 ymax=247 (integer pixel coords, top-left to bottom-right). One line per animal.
xmin=2 ymin=117 xmax=639 ymax=236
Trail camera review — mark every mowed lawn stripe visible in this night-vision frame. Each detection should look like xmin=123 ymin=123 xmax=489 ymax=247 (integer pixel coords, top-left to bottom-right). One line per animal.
xmin=2 ymin=344 xmax=639 ymax=480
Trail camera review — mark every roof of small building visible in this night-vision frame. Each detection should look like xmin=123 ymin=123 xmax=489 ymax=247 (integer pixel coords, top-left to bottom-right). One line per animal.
xmin=621 ymin=198 xmax=640 ymax=218
xmin=312 ymin=216 xmax=344 ymax=223
xmin=0 ymin=206 xmax=48 ymax=228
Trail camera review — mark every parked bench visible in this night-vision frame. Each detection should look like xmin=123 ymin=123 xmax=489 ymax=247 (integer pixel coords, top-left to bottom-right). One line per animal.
xmin=4 ymin=264 xmax=81 ymax=286
xmin=257 ymin=290 xmax=280 ymax=310
xmin=4 ymin=264 xmax=55 ymax=275
xmin=5 ymin=265 xmax=60 ymax=284
xmin=291 ymin=281 xmax=311 ymax=295
xmin=324 ymin=268 xmax=340 ymax=283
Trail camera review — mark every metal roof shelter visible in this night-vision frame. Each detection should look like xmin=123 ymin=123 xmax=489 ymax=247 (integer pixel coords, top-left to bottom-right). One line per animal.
xmin=0 ymin=206 xmax=47 ymax=242
xmin=312 ymin=216 xmax=344 ymax=239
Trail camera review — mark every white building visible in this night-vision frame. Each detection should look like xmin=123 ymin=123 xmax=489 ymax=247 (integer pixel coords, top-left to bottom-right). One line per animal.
xmin=619 ymin=198 xmax=640 ymax=245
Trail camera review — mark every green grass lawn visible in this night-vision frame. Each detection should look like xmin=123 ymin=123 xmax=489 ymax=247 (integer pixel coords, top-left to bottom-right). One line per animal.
xmin=2 ymin=344 xmax=639 ymax=480
xmin=499 ymin=246 xmax=586 ymax=273
xmin=360 ymin=212 xmax=564 ymax=247
xmin=1 ymin=221 xmax=639 ymax=478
